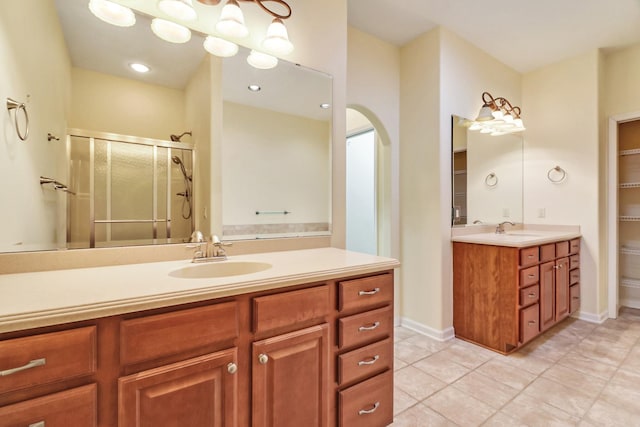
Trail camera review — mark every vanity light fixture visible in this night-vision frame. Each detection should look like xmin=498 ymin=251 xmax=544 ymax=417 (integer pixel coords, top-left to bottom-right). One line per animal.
xmin=470 ymin=91 xmax=525 ymax=135
xmin=129 ymin=63 xmax=150 ymax=73
xmin=262 ymin=18 xmax=293 ymax=55
xmin=158 ymin=0 xmax=198 ymax=21
xmin=247 ymin=50 xmax=278 ymax=69
xmin=203 ymin=36 xmax=239 ymax=57
xmin=151 ymin=18 xmax=192 ymax=43
xmin=88 ymin=0 xmax=136 ymax=27
xmin=216 ymin=0 xmax=249 ymax=38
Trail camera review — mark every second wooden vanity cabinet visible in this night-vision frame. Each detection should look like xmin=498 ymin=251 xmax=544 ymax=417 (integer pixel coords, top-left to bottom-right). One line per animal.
xmin=0 ymin=270 xmax=395 ymax=427
xmin=453 ymin=238 xmax=580 ymax=353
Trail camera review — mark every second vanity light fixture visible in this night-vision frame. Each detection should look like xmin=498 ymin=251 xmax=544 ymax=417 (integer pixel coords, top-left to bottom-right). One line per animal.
xmin=469 ymin=92 xmax=525 ymax=136
xmin=88 ymin=0 xmax=293 ymax=69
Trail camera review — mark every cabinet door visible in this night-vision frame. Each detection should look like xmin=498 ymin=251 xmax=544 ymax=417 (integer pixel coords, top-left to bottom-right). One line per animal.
xmin=252 ymin=323 xmax=329 ymax=427
xmin=539 ymin=261 xmax=556 ymax=331
xmin=555 ymin=257 xmax=570 ymax=321
xmin=119 ymin=348 xmax=238 ymax=427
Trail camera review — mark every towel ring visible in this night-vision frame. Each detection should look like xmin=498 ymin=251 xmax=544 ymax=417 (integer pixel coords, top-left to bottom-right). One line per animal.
xmin=547 ymin=166 xmax=566 ymax=183
xmin=6 ymin=98 xmax=29 ymax=141
xmin=485 ymin=172 xmax=498 ymax=187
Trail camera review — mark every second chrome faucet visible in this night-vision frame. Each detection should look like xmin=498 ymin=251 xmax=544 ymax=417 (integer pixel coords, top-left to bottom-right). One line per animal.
xmin=189 ymin=232 xmax=231 ymax=263
xmin=495 ymin=221 xmax=515 ymax=234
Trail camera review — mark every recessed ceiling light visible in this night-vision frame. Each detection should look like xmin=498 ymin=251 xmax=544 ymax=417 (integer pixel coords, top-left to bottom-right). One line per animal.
xmin=320 ymin=103 xmax=331 ymax=109
xmin=130 ymin=63 xmax=150 ymax=73
xmin=248 ymin=84 xmax=261 ymax=92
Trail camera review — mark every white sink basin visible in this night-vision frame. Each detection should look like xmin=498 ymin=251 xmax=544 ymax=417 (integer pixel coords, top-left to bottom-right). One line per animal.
xmin=169 ymin=261 xmax=272 ymax=279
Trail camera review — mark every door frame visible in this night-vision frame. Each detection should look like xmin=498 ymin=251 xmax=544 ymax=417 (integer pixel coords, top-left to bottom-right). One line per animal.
xmin=607 ymin=110 xmax=640 ymax=319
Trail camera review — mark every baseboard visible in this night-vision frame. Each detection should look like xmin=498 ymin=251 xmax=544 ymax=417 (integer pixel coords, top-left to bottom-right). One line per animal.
xmin=620 ymin=297 xmax=640 ymax=310
xmin=573 ymin=309 xmax=608 ymax=324
xmin=399 ymin=317 xmax=455 ymax=342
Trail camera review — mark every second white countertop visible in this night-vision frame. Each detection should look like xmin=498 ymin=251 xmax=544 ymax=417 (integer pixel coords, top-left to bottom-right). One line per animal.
xmin=0 ymin=247 xmax=399 ymax=334
xmin=451 ymin=226 xmax=581 ymax=248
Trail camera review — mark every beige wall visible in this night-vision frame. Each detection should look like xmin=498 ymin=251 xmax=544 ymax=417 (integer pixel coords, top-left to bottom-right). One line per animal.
xmin=603 ymin=44 xmax=640 ymax=117
xmin=222 ymin=101 xmax=330 ymax=227
xmin=0 ymin=0 xmax=71 ymax=251
xmin=69 ymin=68 xmax=186 ymax=140
xmin=523 ymin=50 xmax=602 ymax=318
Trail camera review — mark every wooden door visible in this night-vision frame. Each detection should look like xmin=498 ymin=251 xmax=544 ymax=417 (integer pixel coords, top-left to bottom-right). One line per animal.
xmin=539 ymin=261 xmax=556 ymax=331
xmin=252 ymin=323 xmax=329 ymax=427
xmin=119 ymin=348 xmax=238 ymax=427
xmin=555 ymin=257 xmax=570 ymax=321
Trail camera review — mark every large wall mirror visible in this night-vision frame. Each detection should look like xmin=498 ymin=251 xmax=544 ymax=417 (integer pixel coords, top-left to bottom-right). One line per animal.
xmin=451 ymin=115 xmax=523 ymax=226
xmin=0 ymin=0 xmax=332 ymax=253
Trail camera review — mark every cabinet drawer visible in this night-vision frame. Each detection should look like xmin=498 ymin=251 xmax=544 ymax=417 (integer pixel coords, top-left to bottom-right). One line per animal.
xmin=520 ymin=304 xmax=540 ymax=343
xmin=121 ymin=302 xmax=238 ymax=366
xmin=519 ymin=285 xmax=540 ymax=307
xmin=569 ymin=238 xmax=580 ymax=254
xmin=0 ymin=383 xmax=96 ymax=426
xmin=338 ymin=273 xmax=393 ymax=312
xmin=253 ymin=285 xmax=330 ymax=334
xmin=540 ymin=244 xmax=555 ymax=262
xmin=570 ymin=284 xmax=581 ymax=314
xmin=339 ymin=370 xmax=392 ymax=427
xmin=520 ymin=247 xmax=539 ymax=267
xmin=556 ymin=241 xmax=570 ymax=258
xmin=338 ymin=305 xmax=392 ymax=350
xmin=570 ymin=269 xmax=580 ymax=285
xmin=338 ymin=338 xmax=392 ymax=386
xmin=0 ymin=326 xmax=96 ymax=395
xmin=520 ymin=266 xmax=539 ymax=287
xmin=570 ymin=254 xmax=580 ymax=270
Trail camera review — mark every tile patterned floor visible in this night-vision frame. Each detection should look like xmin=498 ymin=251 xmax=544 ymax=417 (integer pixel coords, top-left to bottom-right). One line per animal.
xmin=391 ymin=307 xmax=640 ymax=426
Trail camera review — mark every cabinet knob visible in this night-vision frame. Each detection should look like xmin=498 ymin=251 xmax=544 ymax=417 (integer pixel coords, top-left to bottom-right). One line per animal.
xmin=258 ymin=354 xmax=269 ymax=365
xmin=227 ymin=362 xmax=237 ymax=374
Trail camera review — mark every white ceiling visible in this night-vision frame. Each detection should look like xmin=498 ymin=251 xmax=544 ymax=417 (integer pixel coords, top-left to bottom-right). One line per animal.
xmin=347 ymin=0 xmax=640 ymax=73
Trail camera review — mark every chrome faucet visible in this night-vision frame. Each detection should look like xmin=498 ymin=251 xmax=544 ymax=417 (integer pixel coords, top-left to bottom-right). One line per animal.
xmin=190 ymin=233 xmax=232 ymax=263
xmin=495 ymin=221 xmax=515 ymax=234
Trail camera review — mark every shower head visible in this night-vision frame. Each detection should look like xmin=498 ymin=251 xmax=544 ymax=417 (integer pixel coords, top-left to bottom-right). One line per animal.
xmin=170 ymin=131 xmax=192 ymax=142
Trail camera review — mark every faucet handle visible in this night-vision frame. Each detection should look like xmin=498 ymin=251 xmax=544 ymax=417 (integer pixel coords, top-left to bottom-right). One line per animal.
xmin=211 ymin=235 xmax=232 ymax=247
xmin=190 ymin=230 xmax=204 ymax=243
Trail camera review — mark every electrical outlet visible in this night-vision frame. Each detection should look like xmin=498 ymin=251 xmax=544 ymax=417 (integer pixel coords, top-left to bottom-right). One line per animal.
xmin=537 ymin=208 xmax=546 ymax=218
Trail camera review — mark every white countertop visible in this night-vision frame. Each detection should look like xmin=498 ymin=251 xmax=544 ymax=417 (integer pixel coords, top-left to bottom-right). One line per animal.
xmin=451 ymin=230 xmax=581 ymax=247
xmin=0 ymin=248 xmax=399 ymax=334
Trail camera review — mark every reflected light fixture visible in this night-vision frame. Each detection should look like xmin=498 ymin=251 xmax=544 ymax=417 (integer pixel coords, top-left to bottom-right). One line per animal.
xmin=247 ymin=50 xmax=278 ymax=69
xmin=158 ymin=0 xmax=197 ymax=21
xmin=151 ymin=18 xmax=192 ymax=43
xmin=129 ymin=63 xmax=150 ymax=73
xmin=203 ymin=36 xmax=239 ymax=57
xmin=471 ymin=91 xmax=525 ymax=135
xmin=88 ymin=0 xmax=136 ymax=27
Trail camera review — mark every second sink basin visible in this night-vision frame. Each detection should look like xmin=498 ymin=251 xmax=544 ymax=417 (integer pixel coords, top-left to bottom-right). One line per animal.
xmin=169 ymin=261 xmax=272 ymax=279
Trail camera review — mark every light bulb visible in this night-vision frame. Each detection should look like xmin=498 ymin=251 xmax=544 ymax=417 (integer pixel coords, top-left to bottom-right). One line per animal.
xmin=492 ymin=110 xmax=504 ymax=120
xmin=158 ymin=0 xmax=197 ymax=21
xmin=151 ymin=18 xmax=191 ymax=43
xmin=262 ymin=18 xmax=294 ymax=55
xmin=247 ymin=50 xmax=278 ymax=69
xmin=469 ymin=122 xmax=482 ymax=131
xmin=88 ymin=0 xmax=136 ymax=27
xmin=216 ymin=0 xmax=249 ymax=38
xmin=203 ymin=36 xmax=239 ymax=57
xmin=130 ymin=63 xmax=150 ymax=73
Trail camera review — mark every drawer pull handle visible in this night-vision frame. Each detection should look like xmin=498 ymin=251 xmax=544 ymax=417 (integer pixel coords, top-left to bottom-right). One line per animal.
xmin=29 ymin=422 xmax=45 ymax=427
xmin=527 ymin=274 xmax=535 ymax=278
xmin=359 ymin=402 xmax=380 ymax=415
xmin=258 ymin=354 xmax=269 ymax=365
xmin=528 ymin=293 xmax=537 ymax=298
xmin=528 ymin=254 xmax=534 ymax=258
xmin=359 ymin=287 xmax=380 ymax=296
xmin=359 ymin=321 xmax=380 ymax=332
xmin=573 ymin=296 xmax=580 ymax=300
xmin=227 ymin=362 xmax=238 ymax=374
xmin=0 ymin=358 xmax=46 ymax=377
xmin=528 ymin=321 xmax=536 ymax=326
xmin=358 ymin=355 xmax=380 ymax=366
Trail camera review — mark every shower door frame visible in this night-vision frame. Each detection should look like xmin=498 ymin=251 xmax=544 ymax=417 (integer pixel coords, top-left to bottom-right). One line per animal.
xmin=66 ymin=128 xmax=196 ymax=248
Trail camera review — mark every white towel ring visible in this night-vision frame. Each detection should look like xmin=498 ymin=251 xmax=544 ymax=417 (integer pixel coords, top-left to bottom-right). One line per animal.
xmin=6 ymin=97 xmax=29 ymax=141
xmin=485 ymin=172 xmax=498 ymax=187
xmin=547 ymin=166 xmax=566 ymax=183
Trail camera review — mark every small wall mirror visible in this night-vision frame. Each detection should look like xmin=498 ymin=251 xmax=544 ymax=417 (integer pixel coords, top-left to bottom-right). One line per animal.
xmin=451 ymin=115 xmax=523 ymax=226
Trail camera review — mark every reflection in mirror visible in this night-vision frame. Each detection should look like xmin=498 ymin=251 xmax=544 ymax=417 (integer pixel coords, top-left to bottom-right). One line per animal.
xmin=0 ymin=0 xmax=332 ymax=253
xmin=451 ymin=116 xmax=523 ymax=227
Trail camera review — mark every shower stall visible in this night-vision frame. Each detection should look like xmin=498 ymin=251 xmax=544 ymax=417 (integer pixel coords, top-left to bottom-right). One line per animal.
xmin=66 ymin=129 xmax=195 ymax=248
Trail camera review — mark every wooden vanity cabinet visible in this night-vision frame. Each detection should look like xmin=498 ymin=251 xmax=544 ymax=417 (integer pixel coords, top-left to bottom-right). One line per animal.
xmin=0 ymin=270 xmax=395 ymax=427
xmin=453 ymin=238 xmax=580 ymax=354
